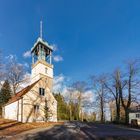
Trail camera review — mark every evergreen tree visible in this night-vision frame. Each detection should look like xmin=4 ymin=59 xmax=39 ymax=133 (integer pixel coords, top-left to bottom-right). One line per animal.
xmin=44 ymin=100 xmax=53 ymax=122
xmin=54 ymin=93 xmax=69 ymax=120
xmin=0 ymin=80 xmax=12 ymax=106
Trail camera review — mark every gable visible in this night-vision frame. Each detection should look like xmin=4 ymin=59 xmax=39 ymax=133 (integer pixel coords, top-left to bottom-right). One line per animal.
xmin=26 ymin=78 xmax=56 ymax=102
xmin=4 ymin=80 xmax=40 ymax=106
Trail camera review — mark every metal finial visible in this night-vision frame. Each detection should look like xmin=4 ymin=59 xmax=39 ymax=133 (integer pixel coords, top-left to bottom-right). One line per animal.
xmin=40 ymin=20 xmax=43 ymax=39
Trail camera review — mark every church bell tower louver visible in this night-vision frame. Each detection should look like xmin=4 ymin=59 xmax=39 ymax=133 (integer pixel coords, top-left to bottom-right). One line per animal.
xmin=31 ymin=21 xmax=53 ymax=91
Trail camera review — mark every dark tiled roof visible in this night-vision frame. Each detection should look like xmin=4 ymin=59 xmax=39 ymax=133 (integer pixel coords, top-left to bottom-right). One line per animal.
xmin=4 ymin=80 xmax=40 ymax=106
xmin=129 ymin=105 xmax=140 ymax=113
xmin=129 ymin=110 xmax=140 ymax=113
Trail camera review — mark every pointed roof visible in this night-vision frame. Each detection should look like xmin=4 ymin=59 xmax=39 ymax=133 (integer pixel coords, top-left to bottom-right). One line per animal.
xmin=4 ymin=80 xmax=40 ymax=106
xmin=31 ymin=37 xmax=53 ymax=53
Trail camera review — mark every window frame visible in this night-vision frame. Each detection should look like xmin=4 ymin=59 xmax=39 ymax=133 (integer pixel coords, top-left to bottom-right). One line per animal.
xmin=136 ymin=113 xmax=140 ymax=118
xmin=34 ymin=105 xmax=39 ymax=113
xmin=39 ymin=88 xmax=45 ymax=96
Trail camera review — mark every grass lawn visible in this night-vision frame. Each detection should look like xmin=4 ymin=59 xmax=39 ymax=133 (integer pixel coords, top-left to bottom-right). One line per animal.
xmin=0 ymin=118 xmax=63 ymax=136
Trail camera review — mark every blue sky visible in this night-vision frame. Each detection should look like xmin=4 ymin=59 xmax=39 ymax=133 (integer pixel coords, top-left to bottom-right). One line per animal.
xmin=0 ymin=0 xmax=140 ymax=82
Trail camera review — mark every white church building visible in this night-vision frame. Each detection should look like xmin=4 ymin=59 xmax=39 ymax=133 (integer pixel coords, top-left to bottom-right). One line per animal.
xmin=2 ymin=23 xmax=57 ymax=122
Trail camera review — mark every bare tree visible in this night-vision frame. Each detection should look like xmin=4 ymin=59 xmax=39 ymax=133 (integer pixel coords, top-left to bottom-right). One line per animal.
xmin=65 ymin=83 xmax=92 ymax=121
xmin=71 ymin=81 xmax=87 ymax=121
xmin=120 ymin=60 xmax=140 ymax=124
xmin=0 ymin=50 xmax=4 ymax=85
xmin=6 ymin=57 xmax=26 ymax=94
xmin=91 ymin=75 xmax=107 ymax=123
xmin=104 ymin=69 xmax=125 ymax=123
xmin=66 ymin=87 xmax=75 ymax=121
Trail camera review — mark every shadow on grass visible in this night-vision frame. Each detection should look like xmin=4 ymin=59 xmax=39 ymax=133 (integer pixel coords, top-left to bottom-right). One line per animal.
xmin=0 ymin=120 xmax=16 ymax=126
xmin=0 ymin=122 xmax=22 ymax=130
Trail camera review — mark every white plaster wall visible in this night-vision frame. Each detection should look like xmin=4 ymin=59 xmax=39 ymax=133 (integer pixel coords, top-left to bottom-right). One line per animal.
xmin=18 ymin=99 xmax=22 ymax=122
xmin=48 ymin=100 xmax=57 ymax=122
xmin=4 ymin=100 xmax=21 ymax=121
xmin=22 ymin=79 xmax=57 ymax=122
xmin=32 ymin=63 xmax=53 ymax=79
xmin=3 ymin=77 xmax=57 ymax=123
xmin=31 ymin=74 xmax=41 ymax=84
xmin=129 ymin=113 xmax=140 ymax=125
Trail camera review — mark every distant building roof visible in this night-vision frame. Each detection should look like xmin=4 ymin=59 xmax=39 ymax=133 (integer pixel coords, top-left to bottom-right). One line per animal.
xmin=129 ymin=105 xmax=140 ymax=113
xmin=3 ymin=80 xmax=40 ymax=106
xmin=129 ymin=110 xmax=140 ymax=113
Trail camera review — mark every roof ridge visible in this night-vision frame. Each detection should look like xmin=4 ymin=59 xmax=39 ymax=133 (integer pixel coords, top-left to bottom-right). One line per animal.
xmin=4 ymin=79 xmax=40 ymax=106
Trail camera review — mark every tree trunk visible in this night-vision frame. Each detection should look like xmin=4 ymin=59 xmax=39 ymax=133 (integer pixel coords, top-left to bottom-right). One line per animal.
xmin=69 ymin=104 xmax=72 ymax=121
xmin=125 ymin=108 xmax=129 ymax=125
xmin=78 ymin=94 xmax=82 ymax=121
xmin=100 ymin=96 xmax=104 ymax=123
xmin=116 ymin=103 xmax=120 ymax=123
xmin=116 ymin=97 xmax=120 ymax=123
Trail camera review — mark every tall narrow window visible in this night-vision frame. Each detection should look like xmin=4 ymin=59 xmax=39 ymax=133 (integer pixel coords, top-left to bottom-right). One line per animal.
xmin=34 ymin=105 xmax=39 ymax=113
xmin=136 ymin=114 xmax=140 ymax=118
xmin=45 ymin=68 xmax=48 ymax=74
xmin=39 ymin=88 xmax=45 ymax=96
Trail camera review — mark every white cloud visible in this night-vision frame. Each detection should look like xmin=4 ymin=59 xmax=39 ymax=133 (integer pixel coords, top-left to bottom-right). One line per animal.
xmin=23 ymin=50 xmax=31 ymax=58
xmin=23 ymin=62 xmax=29 ymax=68
xmin=53 ymin=74 xmax=71 ymax=96
xmin=5 ymin=54 xmax=17 ymax=60
xmin=16 ymin=72 xmax=31 ymax=92
xmin=53 ymin=55 xmax=63 ymax=62
xmin=53 ymin=74 xmax=65 ymax=93
xmin=50 ymin=44 xmax=63 ymax=62
xmin=54 ymin=74 xmax=65 ymax=84
xmin=83 ymin=90 xmax=95 ymax=102
xmin=50 ymin=44 xmax=58 ymax=51
xmin=53 ymin=74 xmax=95 ymax=113
xmin=53 ymin=74 xmax=93 ymax=99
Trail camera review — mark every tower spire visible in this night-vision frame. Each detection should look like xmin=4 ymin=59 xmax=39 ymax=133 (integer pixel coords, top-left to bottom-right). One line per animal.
xmin=40 ymin=20 xmax=43 ymax=39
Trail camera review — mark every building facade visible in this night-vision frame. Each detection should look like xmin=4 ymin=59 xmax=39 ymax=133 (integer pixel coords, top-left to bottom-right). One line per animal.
xmin=2 ymin=26 xmax=57 ymax=122
xmin=109 ymin=100 xmax=137 ymax=122
xmin=129 ymin=105 xmax=140 ymax=125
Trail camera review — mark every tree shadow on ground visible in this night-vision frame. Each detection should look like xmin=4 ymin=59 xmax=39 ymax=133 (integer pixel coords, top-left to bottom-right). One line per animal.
xmin=22 ymin=123 xmax=140 ymax=140
xmin=99 ymin=136 xmax=140 ymax=140
xmin=24 ymin=125 xmax=90 ymax=140
xmin=0 ymin=120 xmax=16 ymax=126
xmin=0 ymin=122 xmax=22 ymax=130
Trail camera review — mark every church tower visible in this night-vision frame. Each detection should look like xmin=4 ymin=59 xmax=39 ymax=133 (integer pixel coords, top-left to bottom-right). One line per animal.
xmin=31 ymin=21 xmax=53 ymax=91
xmin=2 ymin=21 xmax=57 ymax=123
